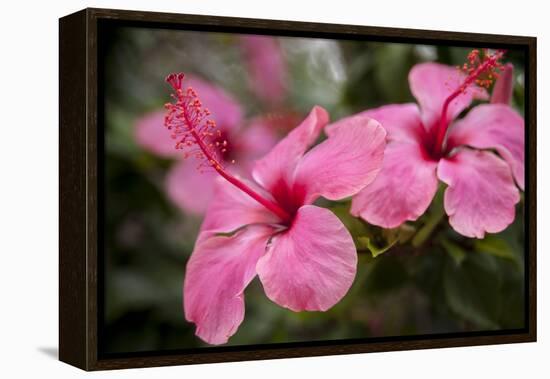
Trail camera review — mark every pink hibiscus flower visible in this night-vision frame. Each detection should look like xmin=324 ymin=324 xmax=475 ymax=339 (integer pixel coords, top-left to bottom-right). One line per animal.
xmin=135 ymin=76 xmax=277 ymax=215
xmin=330 ymin=50 xmax=524 ymax=238
xmin=163 ymin=73 xmax=386 ymax=344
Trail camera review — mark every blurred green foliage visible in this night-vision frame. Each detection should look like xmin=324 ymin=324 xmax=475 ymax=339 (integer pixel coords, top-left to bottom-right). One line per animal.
xmin=102 ymin=26 xmax=526 ymax=354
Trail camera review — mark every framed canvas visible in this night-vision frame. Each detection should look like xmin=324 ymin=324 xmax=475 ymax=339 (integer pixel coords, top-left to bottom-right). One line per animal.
xmin=59 ymin=7 xmax=536 ymax=371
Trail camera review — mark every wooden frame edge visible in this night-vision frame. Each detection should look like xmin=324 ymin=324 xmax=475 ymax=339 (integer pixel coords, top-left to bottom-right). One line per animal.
xmin=59 ymin=9 xmax=88 ymax=370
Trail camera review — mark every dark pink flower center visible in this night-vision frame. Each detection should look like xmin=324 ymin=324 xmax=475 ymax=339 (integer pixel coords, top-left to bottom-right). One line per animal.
xmin=269 ymin=179 xmax=307 ymax=223
xmin=428 ymin=49 xmax=505 ymax=159
xmin=164 ymin=73 xmax=292 ymax=223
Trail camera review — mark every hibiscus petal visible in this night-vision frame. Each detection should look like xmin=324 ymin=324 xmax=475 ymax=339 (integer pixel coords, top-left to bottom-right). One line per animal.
xmin=252 ymin=106 xmax=328 ymax=192
xmin=165 ymin=161 xmax=217 ymax=215
xmin=351 ymin=142 xmax=439 ymax=228
xmin=256 ymin=205 xmax=357 ymax=312
xmin=409 ymin=62 xmax=487 ymax=130
xmin=135 ymin=111 xmax=180 ymax=158
xmin=238 ymin=117 xmax=279 ymax=163
xmin=327 ymin=103 xmax=425 ymax=144
xmin=437 ymin=149 xmax=520 ymax=238
xmin=294 ymin=116 xmax=386 ymax=203
xmin=447 ymin=104 xmax=525 ymax=189
xmin=184 ymin=225 xmax=274 ymax=345
xmin=200 ymin=177 xmax=280 ymax=234
xmin=240 ymin=35 xmax=287 ymax=106
xmin=185 ymin=76 xmax=243 ymax=133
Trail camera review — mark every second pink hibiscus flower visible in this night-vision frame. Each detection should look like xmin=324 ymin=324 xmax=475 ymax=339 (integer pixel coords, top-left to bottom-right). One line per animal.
xmin=331 ymin=50 xmax=524 ymax=238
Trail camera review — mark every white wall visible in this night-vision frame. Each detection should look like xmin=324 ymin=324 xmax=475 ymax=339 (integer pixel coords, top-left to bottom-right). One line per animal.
xmin=0 ymin=0 xmax=547 ymax=377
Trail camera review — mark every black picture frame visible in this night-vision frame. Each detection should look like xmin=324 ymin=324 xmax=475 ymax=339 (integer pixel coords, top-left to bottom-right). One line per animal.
xmin=59 ymin=7 xmax=537 ymax=371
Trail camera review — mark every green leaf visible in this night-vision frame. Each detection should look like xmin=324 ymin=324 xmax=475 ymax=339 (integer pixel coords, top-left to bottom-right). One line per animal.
xmin=441 ymin=239 xmax=467 ymax=266
xmin=359 ymin=224 xmax=415 ymax=258
xmin=474 ymin=235 xmax=519 ymax=263
xmin=412 ymin=185 xmax=446 ymax=247
xmin=331 ymin=202 xmax=415 ymax=258
xmin=443 ymin=253 xmax=502 ymax=329
xmin=358 ymin=236 xmax=397 ymax=258
xmin=393 ymin=223 xmax=416 ymax=244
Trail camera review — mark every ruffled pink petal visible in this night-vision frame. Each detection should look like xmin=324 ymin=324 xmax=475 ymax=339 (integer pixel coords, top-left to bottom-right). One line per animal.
xmin=200 ymin=177 xmax=280 ymax=234
xmin=409 ymin=62 xmax=487 ymax=130
xmin=447 ymin=104 xmax=524 ymax=190
xmin=185 ymin=76 xmax=243 ymax=133
xmin=240 ymin=35 xmax=287 ymax=106
xmin=184 ymin=225 xmax=274 ymax=345
xmin=165 ymin=161 xmax=217 ymax=215
xmin=135 ymin=111 xmax=180 ymax=158
xmin=252 ymin=106 xmax=328 ymax=192
xmin=256 ymin=205 xmax=357 ymax=312
xmin=491 ymin=63 xmax=514 ymax=105
xmin=351 ymin=142 xmax=439 ymax=228
xmin=437 ymin=149 xmax=520 ymax=238
xmin=294 ymin=116 xmax=386 ymax=203
xmin=327 ymin=103 xmax=426 ymax=144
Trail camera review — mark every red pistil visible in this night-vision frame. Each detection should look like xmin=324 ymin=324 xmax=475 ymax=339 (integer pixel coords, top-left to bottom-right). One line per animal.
xmin=164 ymin=73 xmax=291 ymax=222
xmin=432 ymin=49 xmax=505 ymax=157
